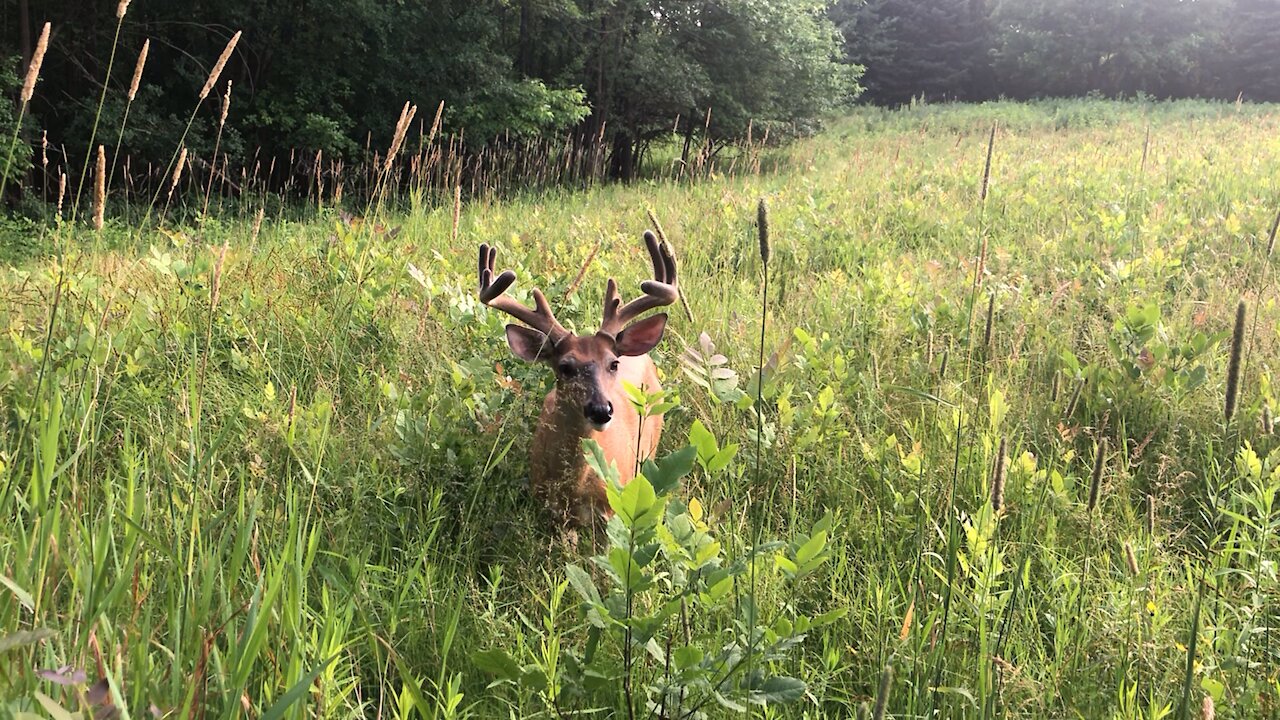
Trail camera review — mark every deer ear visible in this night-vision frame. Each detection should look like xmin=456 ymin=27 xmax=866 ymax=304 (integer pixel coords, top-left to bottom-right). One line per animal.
xmin=506 ymin=324 xmax=553 ymax=362
xmin=615 ymin=314 xmax=668 ymax=356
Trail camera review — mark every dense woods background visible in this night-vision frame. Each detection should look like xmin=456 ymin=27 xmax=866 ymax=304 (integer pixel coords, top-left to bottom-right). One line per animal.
xmin=4 ymin=0 xmax=1280 ymax=194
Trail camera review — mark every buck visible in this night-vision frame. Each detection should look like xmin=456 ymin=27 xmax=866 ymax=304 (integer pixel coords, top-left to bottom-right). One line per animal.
xmin=478 ymin=231 xmax=677 ymax=534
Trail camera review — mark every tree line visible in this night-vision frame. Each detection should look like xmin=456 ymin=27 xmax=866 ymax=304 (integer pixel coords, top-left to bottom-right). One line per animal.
xmin=3 ymin=0 xmax=1278 ymax=197
xmin=835 ymin=0 xmax=1280 ymax=106
xmin=3 ymin=0 xmax=855 ymax=191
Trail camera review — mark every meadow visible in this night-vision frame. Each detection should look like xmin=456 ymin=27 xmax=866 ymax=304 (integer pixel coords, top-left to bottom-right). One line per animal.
xmin=3 ymin=99 xmax=1280 ymax=719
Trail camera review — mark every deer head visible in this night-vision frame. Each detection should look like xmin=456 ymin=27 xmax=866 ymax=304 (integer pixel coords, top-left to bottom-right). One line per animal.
xmin=478 ymin=231 xmax=678 ymax=430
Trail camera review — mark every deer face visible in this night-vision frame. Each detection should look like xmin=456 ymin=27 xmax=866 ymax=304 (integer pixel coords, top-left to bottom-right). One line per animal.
xmin=505 ymin=315 xmax=668 ymax=430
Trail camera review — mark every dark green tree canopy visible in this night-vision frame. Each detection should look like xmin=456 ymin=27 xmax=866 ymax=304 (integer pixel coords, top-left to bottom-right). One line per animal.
xmin=5 ymin=0 xmax=859 ymax=183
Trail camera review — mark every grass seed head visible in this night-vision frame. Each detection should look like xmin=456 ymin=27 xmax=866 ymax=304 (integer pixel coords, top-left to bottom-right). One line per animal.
xmin=757 ymin=198 xmax=770 ymax=266
xmin=1147 ymin=493 xmax=1156 ymax=536
xmin=451 ymin=182 xmax=462 ymax=240
xmin=93 ymin=146 xmax=106 ymax=231
xmin=199 ymin=31 xmax=241 ymax=100
xmin=1224 ymin=300 xmax=1246 ymax=422
xmin=170 ymin=147 xmax=188 ymax=194
xmin=117 ymin=0 xmax=131 ymax=19
xmin=1201 ymin=695 xmax=1214 ymax=720
xmin=126 ymin=38 xmax=147 ymax=99
xmin=56 ymin=171 xmax=66 ymax=220
xmin=251 ymin=206 xmax=265 ymax=246
xmin=385 ymin=102 xmax=418 ymax=173
xmin=1123 ymin=540 xmax=1139 ymax=577
xmin=872 ymin=664 xmax=893 ymax=720
xmin=1087 ymin=437 xmax=1108 ymax=512
xmin=211 ymin=239 xmax=229 ymax=310
xmin=980 ymin=122 xmax=996 ymax=204
xmin=991 ymin=435 xmax=1008 ymax=512
xmin=21 ymin=22 xmax=52 ymax=105
xmin=220 ymin=81 xmax=233 ymax=127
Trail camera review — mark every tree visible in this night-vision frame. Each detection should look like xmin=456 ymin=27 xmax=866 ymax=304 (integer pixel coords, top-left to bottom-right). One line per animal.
xmin=1215 ymin=0 xmax=1280 ymax=101
xmin=989 ymin=0 xmax=1219 ymax=99
xmin=2 ymin=0 xmax=857 ymax=191
xmin=561 ymin=0 xmax=860 ymax=179
xmin=833 ymin=0 xmax=993 ymax=105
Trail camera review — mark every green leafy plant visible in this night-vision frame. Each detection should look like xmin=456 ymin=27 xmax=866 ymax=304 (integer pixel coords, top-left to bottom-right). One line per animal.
xmin=473 ymin=438 xmax=842 ymax=717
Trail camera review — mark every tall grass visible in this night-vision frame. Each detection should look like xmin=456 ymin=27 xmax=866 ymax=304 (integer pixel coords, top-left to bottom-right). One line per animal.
xmin=4 ymin=97 xmax=1280 ymax=718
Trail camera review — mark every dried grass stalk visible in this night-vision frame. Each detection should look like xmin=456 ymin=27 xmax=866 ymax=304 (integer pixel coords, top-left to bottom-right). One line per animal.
xmin=128 ymin=39 xmax=149 ymax=103
xmin=220 ymin=80 xmax=233 ymax=127
xmin=250 ymin=206 xmax=265 ymax=246
xmin=170 ymin=147 xmax=188 ymax=196
xmin=1123 ymin=541 xmax=1139 ymax=577
xmin=57 ymin=171 xmax=66 ymax=219
xmin=199 ymin=31 xmax=241 ymax=100
xmin=93 ymin=146 xmax=106 ymax=231
xmin=385 ymin=102 xmax=418 ymax=173
xmin=21 ymin=22 xmax=52 ymax=105
xmin=211 ymin=239 xmax=229 ymax=311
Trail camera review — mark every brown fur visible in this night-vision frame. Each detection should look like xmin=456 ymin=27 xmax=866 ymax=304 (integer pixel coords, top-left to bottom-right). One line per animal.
xmin=478 ymin=234 xmax=676 ymax=536
xmin=530 ymin=344 xmax=663 ymax=528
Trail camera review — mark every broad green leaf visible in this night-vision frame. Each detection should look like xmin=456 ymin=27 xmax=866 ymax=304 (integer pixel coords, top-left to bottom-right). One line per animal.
xmin=0 ymin=628 xmax=56 ymax=654
xmin=751 ymin=676 xmax=806 ymax=704
xmin=472 ymin=649 xmax=522 ymax=681
xmin=33 ymin=693 xmax=73 ymax=720
xmin=0 ymin=575 xmax=34 ymax=611
xmin=689 ymin=420 xmax=717 ymax=463
xmin=673 ymin=646 xmax=704 ymax=670
xmin=795 ymin=530 xmax=828 ymax=567
xmin=565 ymin=564 xmax=601 ymax=604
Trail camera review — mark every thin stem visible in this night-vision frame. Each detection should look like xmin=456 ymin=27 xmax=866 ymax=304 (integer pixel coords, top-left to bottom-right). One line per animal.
xmin=71 ymin=17 xmax=126 ymax=224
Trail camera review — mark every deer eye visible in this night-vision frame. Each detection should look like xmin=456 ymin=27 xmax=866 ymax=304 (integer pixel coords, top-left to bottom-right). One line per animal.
xmin=608 ymin=360 xmax=620 ymax=373
xmin=558 ymin=363 xmax=577 ymax=378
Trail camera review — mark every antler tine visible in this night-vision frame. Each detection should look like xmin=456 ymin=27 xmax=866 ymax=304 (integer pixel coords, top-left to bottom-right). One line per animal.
xmin=599 ymin=231 xmax=679 ymax=337
xmin=477 ymin=243 xmax=569 ymax=342
xmin=642 ymin=229 xmax=676 ymax=286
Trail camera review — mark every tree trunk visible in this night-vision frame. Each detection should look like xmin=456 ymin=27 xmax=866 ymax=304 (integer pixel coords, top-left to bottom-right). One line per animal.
xmin=609 ymin=132 xmax=635 ymax=181
xmin=518 ymin=0 xmax=532 ymax=75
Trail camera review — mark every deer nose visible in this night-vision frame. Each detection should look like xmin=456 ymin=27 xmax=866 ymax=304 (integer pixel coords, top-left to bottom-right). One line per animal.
xmin=584 ymin=401 xmax=613 ymax=426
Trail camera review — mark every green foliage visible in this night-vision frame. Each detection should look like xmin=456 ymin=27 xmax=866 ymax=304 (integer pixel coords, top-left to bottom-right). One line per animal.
xmin=8 ymin=0 xmax=856 ymax=194
xmin=4 ymin=101 xmax=1280 ymax=718
xmin=473 ymin=437 xmax=840 ymax=715
xmin=0 ymin=55 xmax=27 ymax=192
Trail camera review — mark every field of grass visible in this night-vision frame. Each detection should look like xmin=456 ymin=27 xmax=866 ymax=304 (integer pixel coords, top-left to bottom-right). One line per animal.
xmin=3 ymin=99 xmax=1280 ymax=718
